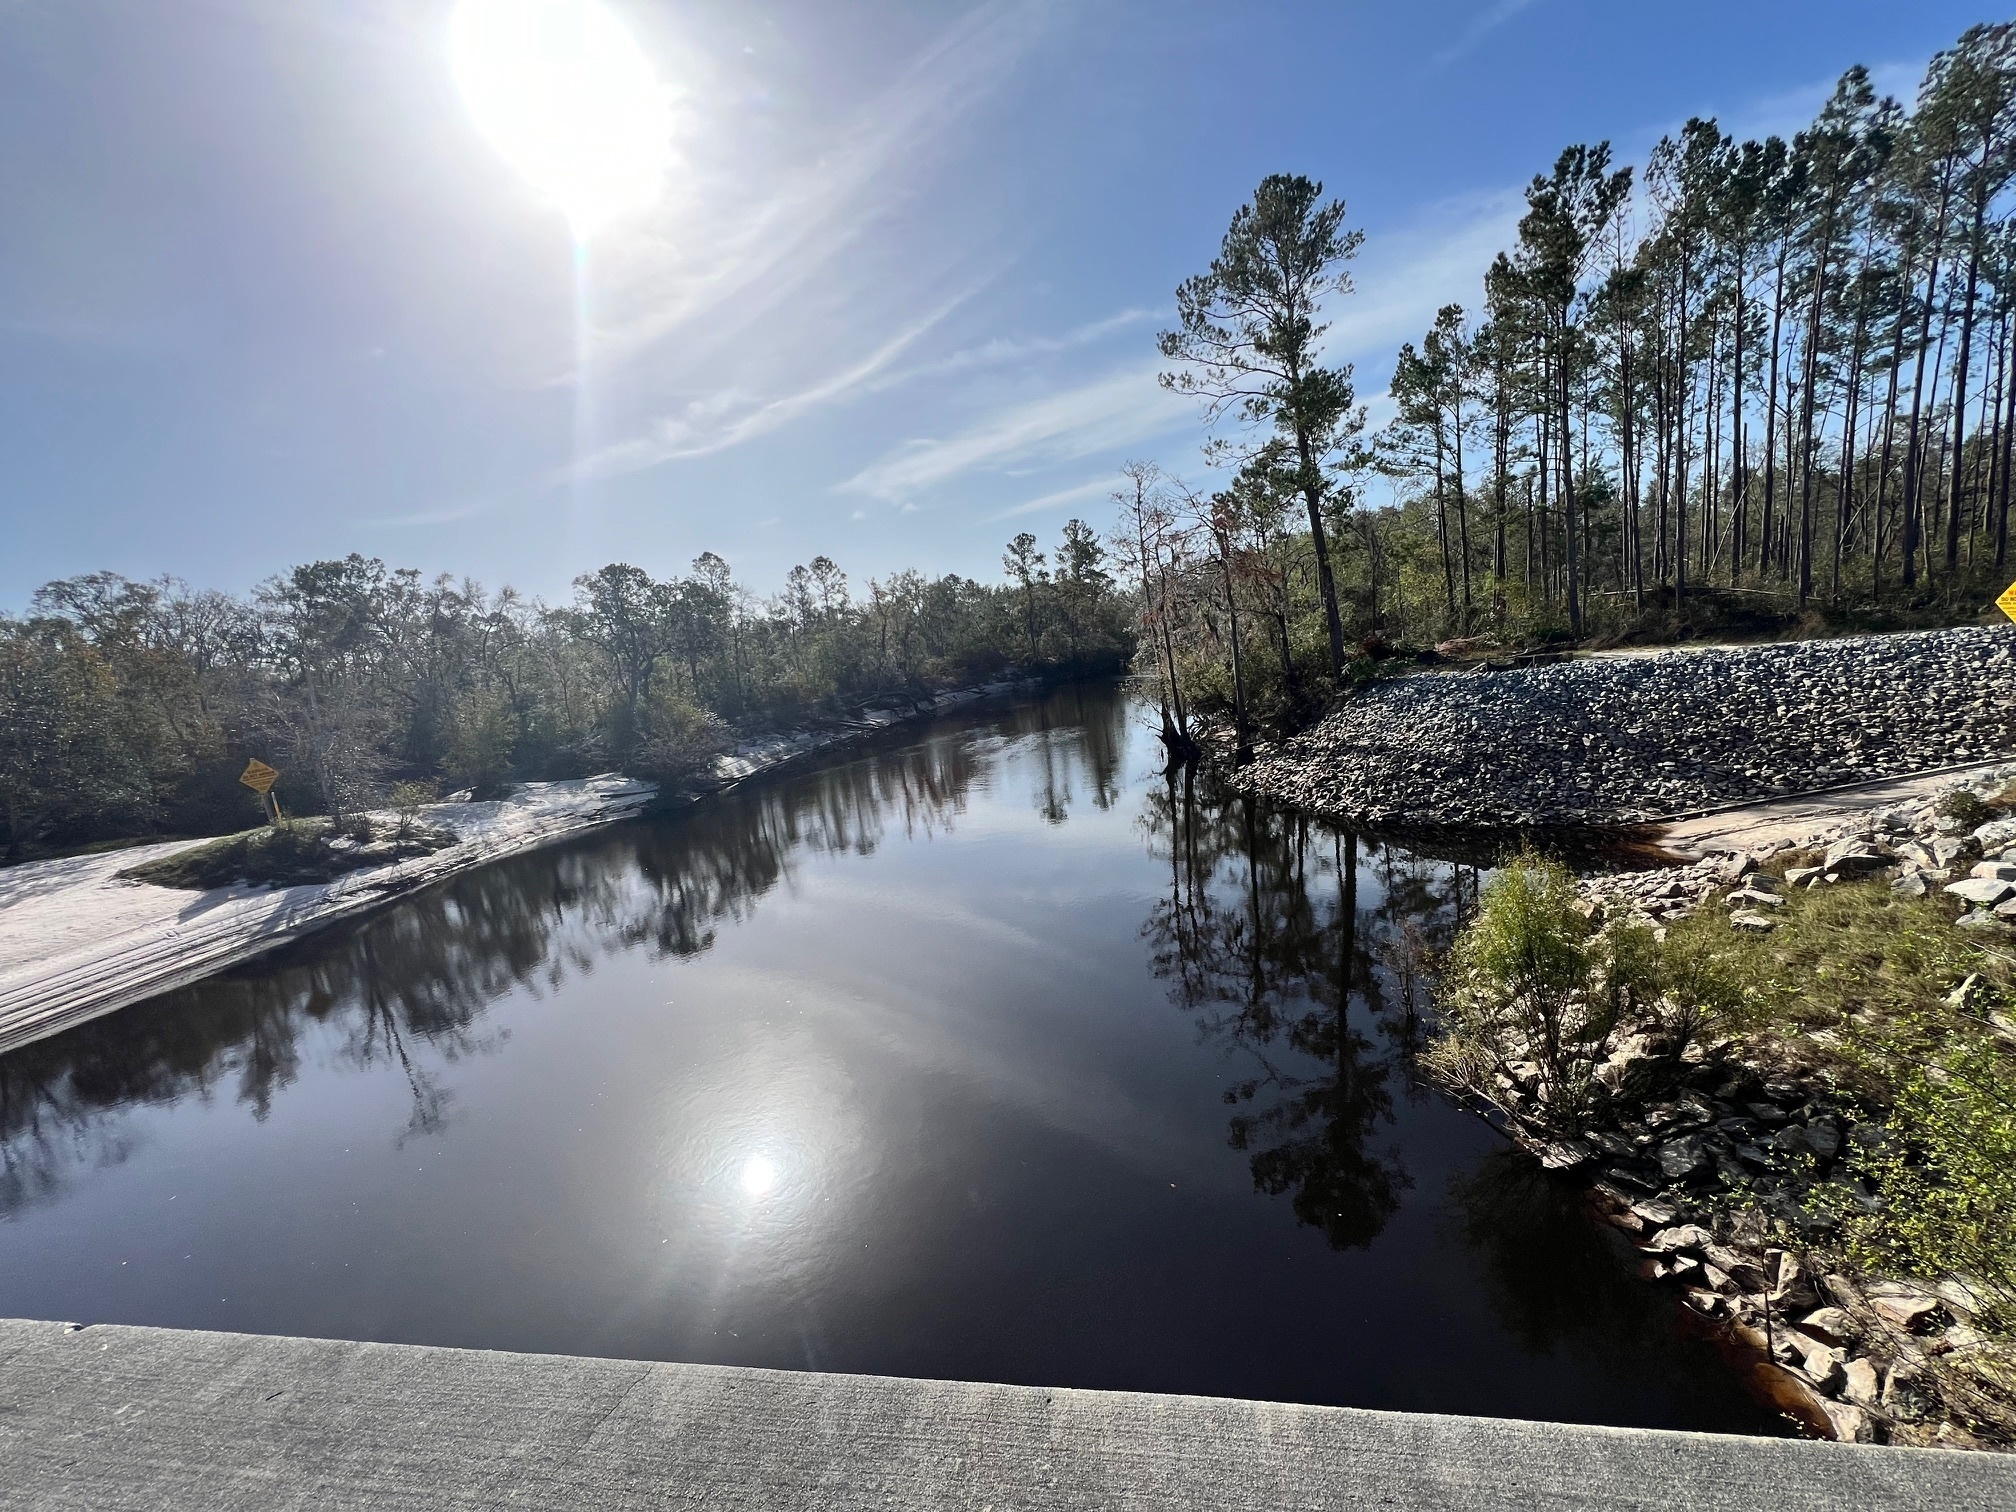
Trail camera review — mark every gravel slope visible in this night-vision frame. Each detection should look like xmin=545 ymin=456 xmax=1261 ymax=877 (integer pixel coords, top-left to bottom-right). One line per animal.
xmin=1242 ymin=626 xmax=2016 ymax=828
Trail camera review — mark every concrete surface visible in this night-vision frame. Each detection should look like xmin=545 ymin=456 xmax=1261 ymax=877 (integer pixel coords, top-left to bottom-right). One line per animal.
xmin=1 ymin=1318 xmax=2011 ymax=1509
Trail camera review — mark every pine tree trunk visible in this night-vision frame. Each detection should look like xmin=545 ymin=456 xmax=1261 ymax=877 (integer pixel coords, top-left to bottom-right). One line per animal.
xmin=1945 ymin=184 xmax=1989 ymax=573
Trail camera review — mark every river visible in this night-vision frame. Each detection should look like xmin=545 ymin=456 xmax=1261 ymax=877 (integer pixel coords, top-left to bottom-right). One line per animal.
xmin=0 ymin=683 xmax=1782 ymax=1434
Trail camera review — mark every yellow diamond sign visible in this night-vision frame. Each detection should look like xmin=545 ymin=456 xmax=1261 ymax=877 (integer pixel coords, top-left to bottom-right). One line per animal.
xmin=238 ymin=758 xmax=279 ymax=795
xmin=2000 ymin=580 xmax=2016 ymax=624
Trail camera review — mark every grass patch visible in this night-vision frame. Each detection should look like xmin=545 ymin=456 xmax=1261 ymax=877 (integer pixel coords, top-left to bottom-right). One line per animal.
xmin=1668 ymin=879 xmax=2016 ymax=1324
xmin=1435 ymin=856 xmax=2016 ymax=1346
xmin=119 ymin=816 xmax=456 ymax=891
xmin=1661 ymin=879 xmax=2016 ymax=1080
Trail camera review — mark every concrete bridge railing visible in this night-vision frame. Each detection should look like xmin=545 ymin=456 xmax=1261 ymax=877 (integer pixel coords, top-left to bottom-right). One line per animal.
xmin=2 ymin=1317 xmax=2011 ymax=1509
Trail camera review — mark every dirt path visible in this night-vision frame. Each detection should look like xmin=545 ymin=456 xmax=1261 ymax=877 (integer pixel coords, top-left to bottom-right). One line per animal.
xmin=1651 ymin=759 xmax=2014 ymax=861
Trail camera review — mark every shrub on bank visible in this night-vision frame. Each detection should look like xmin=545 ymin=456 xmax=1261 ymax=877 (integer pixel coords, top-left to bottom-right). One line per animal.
xmin=1843 ymin=1006 xmax=2016 ymax=1334
xmin=119 ymin=813 xmax=456 ymax=891
xmin=1434 ymin=853 xmax=2016 ymax=1347
xmin=1427 ymin=852 xmax=1749 ymax=1132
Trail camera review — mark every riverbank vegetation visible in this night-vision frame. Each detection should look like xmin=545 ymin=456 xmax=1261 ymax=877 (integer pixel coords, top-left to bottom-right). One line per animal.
xmin=1429 ymin=843 xmax=2016 ymax=1444
xmin=119 ymin=808 xmax=459 ymax=891
xmin=1140 ymin=21 xmax=2016 ymax=748
xmin=0 ymin=526 xmax=1131 ymax=861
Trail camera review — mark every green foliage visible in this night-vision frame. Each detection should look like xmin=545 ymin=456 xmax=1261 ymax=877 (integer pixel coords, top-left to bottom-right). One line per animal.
xmin=1937 ymin=788 xmax=1993 ymax=830
xmin=444 ymin=689 xmax=518 ymax=801
xmin=3 ymin=520 xmax=1133 ymax=860
xmin=1435 ymin=853 xmax=1611 ymax=1128
xmin=1432 ymin=852 xmax=1754 ymax=1132
xmin=1671 ymin=878 xmax=2015 ymax=1049
xmin=0 ymin=618 xmax=158 ymax=859
xmin=1843 ymin=1004 xmax=2016 ymax=1331
xmin=388 ymin=779 xmax=438 ymax=836
xmin=633 ymin=687 xmax=728 ymax=790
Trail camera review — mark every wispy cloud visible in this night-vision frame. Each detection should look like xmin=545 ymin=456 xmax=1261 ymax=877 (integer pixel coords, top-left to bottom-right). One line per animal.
xmin=573 ymin=291 xmax=974 ymax=479
xmin=567 ymin=1 xmax=1061 ymax=474
xmin=840 ymin=364 xmax=1188 ymax=502
xmin=1432 ymin=0 xmax=1544 ymax=68
xmin=1321 ymin=189 xmax=1524 ymax=367
xmin=589 ymin=0 xmax=1054 ymax=363
xmin=874 ymin=307 xmax=1160 ymax=391
xmin=986 ymin=476 xmax=1117 ymax=523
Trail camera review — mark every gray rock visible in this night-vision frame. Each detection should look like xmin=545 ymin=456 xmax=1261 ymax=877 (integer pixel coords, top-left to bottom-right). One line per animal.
xmin=1944 ymin=876 xmax=2015 ymax=907
xmin=1971 ymin=861 xmax=2016 ymax=882
xmin=1973 ymin=817 xmax=2016 ymax=852
xmin=1728 ymin=909 xmax=1778 ymax=932
xmin=1654 ymin=1135 xmax=1710 ymax=1179
xmin=1725 ymin=887 xmax=1783 ymax=909
xmin=1934 ymin=836 xmax=1980 ymax=869
xmin=1537 ymin=1140 xmax=1592 ymax=1170
xmin=1784 ymin=866 xmax=1824 ymax=887
xmin=1892 ymin=871 xmax=1929 ymax=898
xmin=1801 ymin=1351 xmax=1846 ymax=1395
xmin=1642 ymin=1224 xmax=1714 ymax=1254
xmin=1840 ymin=1357 xmax=1880 ymax=1407
xmin=1703 ymin=1244 xmax=1770 ymax=1292
xmin=1928 ymin=1279 xmax=1987 ymax=1320
xmin=1822 ymin=839 xmax=1888 ymax=873
xmin=1629 ymin=1197 xmax=1679 ymax=1226
xmin=1867 ymin=1286 xmax=1941 ymax=1332
xmin=1800 ymin=1306 xmax=1856 ymax=1346
xmin=1947 ymin=973 xmax=1990 ymax=1012
xmin=1820 ymin=1399 xmax=1873 ymax=1443
xmin=1241 ymin=628 xmax=2016 ymax=832
xmin=1767 ymin=1123 xmax=1838 ymax=1163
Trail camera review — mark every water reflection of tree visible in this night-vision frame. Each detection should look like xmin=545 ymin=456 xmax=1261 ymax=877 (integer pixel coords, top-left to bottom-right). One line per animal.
xmin=0 ymin=686 xmax=1126 ymax=1215
xmin=1142 ymin=772 xmax=1474 ymax=1249
xmin=1012 ymin=684 xmax=1125 ymax=825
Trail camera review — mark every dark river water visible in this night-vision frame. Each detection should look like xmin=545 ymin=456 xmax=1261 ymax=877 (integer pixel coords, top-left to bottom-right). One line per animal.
xmin=0 ymin=684 xmax=1782 ymax=1434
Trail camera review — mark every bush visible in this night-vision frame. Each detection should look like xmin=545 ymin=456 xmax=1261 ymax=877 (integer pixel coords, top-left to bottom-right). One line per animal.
xmin=1430 ymin=852 xmax=1750 ymax=1133
xmin=444 ymin=689 xmax=518 ymax=800
xmin=119 ymin=812 xmax=456 ymax=891
xmin=632 ymin=688 xmax=728 ymax=789
xmin=389 ymin=779 xmax=438 ymax=836
xmin=1937 ymin=788 xmax=1993 ymax=831
xmin=1843 ymin=1005 xmax=2016 ymax=1331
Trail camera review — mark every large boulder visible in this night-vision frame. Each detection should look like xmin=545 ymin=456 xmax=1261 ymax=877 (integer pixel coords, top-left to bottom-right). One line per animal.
xmin=1945 ymin=876 xmax=2016 ymax=908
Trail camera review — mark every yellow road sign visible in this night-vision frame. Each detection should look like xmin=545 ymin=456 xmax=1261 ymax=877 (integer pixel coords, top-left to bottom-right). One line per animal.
xmin=239 ymin=758 xmax=280 ymax=794
xmin=1999 ymin=580 xmax=2016 ymax=625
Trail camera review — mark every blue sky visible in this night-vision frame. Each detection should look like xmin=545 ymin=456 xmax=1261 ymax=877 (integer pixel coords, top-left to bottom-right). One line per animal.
xmin=0 ymin=0 xmax=1992 ymax=606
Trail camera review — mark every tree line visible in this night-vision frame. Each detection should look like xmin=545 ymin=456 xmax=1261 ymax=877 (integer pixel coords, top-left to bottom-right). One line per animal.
xmin=1142 ymin=20 xmax=2016 ymax=751
xmin=0 ymin=524 xmax=1131 ymax=859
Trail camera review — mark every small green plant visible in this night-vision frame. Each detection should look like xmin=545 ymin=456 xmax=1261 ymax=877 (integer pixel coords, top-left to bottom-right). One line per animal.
xmin=1938 ymin=789 xmax=1993 ymax=831
xmin=389 ymin=779 xmax=438 ymax=838
xmin=1842 ymin=1004 xmax=2016 ymax=1332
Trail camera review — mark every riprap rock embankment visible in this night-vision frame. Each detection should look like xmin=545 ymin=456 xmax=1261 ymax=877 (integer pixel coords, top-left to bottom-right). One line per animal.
xmin=1244 ymin=627 xmax=2016 ymax=828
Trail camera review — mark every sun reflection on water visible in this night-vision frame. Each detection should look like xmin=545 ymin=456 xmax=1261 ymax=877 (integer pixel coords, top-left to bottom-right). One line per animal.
xmin=738 ymin=1154 xmax=779 ymax=1198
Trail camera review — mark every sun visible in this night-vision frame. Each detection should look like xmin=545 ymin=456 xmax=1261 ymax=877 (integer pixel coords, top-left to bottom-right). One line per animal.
xmin=449 ymin=0 xmax=670 ymax=239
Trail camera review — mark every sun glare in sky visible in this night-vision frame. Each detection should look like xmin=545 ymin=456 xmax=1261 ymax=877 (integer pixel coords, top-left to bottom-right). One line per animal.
xmin=448 ymin=0 xmax=670 ymax=239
